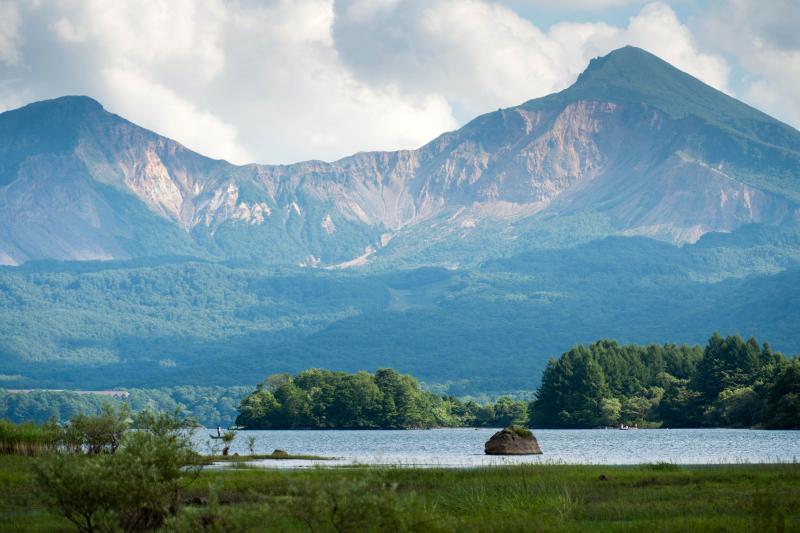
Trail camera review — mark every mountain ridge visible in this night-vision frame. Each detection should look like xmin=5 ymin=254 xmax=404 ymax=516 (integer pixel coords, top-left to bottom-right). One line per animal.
xmin=1 ymin=46 xmax=799 ymax=267
xmin=2 ymin=46 xmax=800 ymax=392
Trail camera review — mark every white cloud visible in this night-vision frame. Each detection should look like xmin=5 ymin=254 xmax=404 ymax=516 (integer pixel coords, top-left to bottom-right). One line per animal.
xmin=7 ymin=0 xmax=788 ymax=166
xmin=503 ymin=0 xmax=646 ymax=9
xmin=334 ymin=0 xmax=563 ymax=114
xmin=50 ymin=0 xmax=226 ymax=80
xmin=101 ymin=67 xmax=252 ymax=163
xmin=550 ymin=3 xmax=730 ymax=92
xmin=334 ymin=1 xmax=730 ymax=122
xmin=0 ymin=0 xmax=458 ymax=164
xmin=699 ymin=0 xmax=800 ymax=129
xmin=0 ymin=1 xmax=21 ymax=65
xmin=209 ymin=0 xmax=458 ymax=163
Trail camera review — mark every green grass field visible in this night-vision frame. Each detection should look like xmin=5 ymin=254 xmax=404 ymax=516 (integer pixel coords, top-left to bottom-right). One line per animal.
xmin=1 ymin=455 xmax=798 ymax=532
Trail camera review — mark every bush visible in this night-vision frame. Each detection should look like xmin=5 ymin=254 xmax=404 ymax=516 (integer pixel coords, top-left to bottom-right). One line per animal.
xmin=65 ymin=404 xmax=131 ymax=454
xmin=35 ymin=409 xmax=199 ymax=532
xmin=34 ymin=454 xmax=119 ymax=533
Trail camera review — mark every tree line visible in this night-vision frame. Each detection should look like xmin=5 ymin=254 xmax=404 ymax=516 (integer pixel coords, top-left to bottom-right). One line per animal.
xmin=236 ymin=368 xmax=529 ymax=429
xmin=237 ymin=334 xmax=799 ymax=430
xmin=0 ymin=386 xmax=250 ymax=428
xmin=531 ymin=334 xmax=800 ymax=429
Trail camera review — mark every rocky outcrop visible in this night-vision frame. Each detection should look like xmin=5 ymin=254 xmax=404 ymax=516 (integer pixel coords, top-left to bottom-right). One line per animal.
xmin=484 ymin=426 xmax=542 ymax=455
xmin=1 ymin=46 xmax=799 ymax=266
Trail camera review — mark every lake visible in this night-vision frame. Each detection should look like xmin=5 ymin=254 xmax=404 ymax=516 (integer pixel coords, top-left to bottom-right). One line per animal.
xmin=196 ymin=428 xmax=800 ymax=468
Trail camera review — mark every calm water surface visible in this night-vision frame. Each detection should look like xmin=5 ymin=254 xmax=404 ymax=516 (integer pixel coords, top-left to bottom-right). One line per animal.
xmin=196 ymin=428 xmax=800 ymax=468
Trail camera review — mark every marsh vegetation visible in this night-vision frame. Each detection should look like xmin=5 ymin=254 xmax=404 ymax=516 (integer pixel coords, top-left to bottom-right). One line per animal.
xmin=1 ymin=452 xmax=798 ymax=532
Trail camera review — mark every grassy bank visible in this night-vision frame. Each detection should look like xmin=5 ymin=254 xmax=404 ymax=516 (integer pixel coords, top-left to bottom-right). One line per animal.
xmin=1 ymin=455 xmax=798 ymax=532
xmin=201 ymin=452 xmax=333 ymax=464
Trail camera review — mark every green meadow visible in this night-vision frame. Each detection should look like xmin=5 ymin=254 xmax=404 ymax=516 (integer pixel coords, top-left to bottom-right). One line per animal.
xmin=2 ymin=454 xmax=798 ymax=532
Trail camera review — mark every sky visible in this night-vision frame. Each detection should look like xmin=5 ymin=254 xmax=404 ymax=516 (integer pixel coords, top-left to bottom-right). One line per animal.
xmin=0 ymin=0 xmax=798 ymax=165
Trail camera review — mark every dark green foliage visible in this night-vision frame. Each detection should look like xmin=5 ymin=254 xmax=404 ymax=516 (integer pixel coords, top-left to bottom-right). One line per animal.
xmin=693 ymin=333 xmax=774 ymax=403
xmin=165 ymin=484 xmax=240 ymax=533
xmin=531 ymin=334 xmax=800 ymax=429
xmin=658 ymin=380 xmax=703 ymax=427
xmin=236 ymin=368 xmax=529 ymax=429
xmin=759 ymin=359 xmax=800 ymax=429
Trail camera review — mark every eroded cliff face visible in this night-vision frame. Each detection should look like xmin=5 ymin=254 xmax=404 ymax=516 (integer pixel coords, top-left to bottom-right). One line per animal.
xmin=1 ymin=47 xmax=799 ymax=266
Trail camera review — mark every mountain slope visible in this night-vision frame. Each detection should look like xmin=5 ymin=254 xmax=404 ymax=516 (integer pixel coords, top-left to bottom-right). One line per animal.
xmin=0 ymin=46 xmax=799 ymax=267
xmin=1 ymin=224 xmax=798 ymax=392
xmin=2 ymin=46 xmax=800 ymax=392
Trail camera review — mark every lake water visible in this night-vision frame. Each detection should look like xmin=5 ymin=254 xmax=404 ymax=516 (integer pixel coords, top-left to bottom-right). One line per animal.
xmin=196 ymin=428 xmax=800 ymax=468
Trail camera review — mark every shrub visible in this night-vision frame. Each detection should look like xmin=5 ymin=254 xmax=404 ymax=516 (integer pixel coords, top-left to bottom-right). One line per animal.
xmin=509 ymin=426 xmax=532 ymax=438
xmin=35 ymin=409 xmax=199 ymax=532
xmin=66 ymin=404 xmax=131 ymax=454
xmin=34 ymin=454 xmax=119 ymax=533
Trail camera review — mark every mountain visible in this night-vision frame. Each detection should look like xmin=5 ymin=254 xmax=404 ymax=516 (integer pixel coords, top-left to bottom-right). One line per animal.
xmin=1 ymin=46 xmax=798 ymax=267
xmin=1 ymin=46 xmax=800 ymax=395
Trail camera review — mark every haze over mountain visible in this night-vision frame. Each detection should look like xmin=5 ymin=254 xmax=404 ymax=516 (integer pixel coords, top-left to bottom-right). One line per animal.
xmin=1 ymin=46 xmax=798 ymax=267
xmin=1 ymin=47 xmax=799 ymax=394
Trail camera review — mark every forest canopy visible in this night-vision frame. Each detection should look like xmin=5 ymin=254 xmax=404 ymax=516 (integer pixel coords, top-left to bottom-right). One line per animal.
xmin=236 ymin=368 xmax=528 ymax=430
xmin=237 ymin=334 xmax=799 ymax=430
xmin=531 ymin=334 xmax=799 ymax=429
xmin=4 ymin=335 xmax=797 ymax=430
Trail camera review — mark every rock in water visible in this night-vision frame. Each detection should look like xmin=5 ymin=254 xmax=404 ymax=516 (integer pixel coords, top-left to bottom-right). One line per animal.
xmin=484 ymin=426 xmax=543 ymax=455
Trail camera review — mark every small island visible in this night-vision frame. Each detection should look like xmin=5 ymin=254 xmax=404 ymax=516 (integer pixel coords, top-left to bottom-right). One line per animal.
xmin=235 ymin=334 xmax=799 ymax=431
xmin=236 ymin=368 xmax=530 ymax=430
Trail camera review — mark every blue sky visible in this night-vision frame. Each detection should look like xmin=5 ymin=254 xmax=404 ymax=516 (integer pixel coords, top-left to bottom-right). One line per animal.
xmin=0 ymin=1 xmax=797 ymax=164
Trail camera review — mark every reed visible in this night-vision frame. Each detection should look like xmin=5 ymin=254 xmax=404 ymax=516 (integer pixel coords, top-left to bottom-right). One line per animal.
xmin=0 ymin=419 xmax=62 ymax=456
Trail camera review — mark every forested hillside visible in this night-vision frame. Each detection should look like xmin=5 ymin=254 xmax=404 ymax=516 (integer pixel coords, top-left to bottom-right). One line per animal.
xmin=2 ymin=224 xmax=799 ymax=396
xmin=0 ymin=386 xmax=250 ymax=428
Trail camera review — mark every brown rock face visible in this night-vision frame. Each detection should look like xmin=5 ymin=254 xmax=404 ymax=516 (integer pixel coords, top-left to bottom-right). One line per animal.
xmin=2 ymin=47 xmax=800 ymax=266
xmin=484 ymin=427 xmax=542 ymax=455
